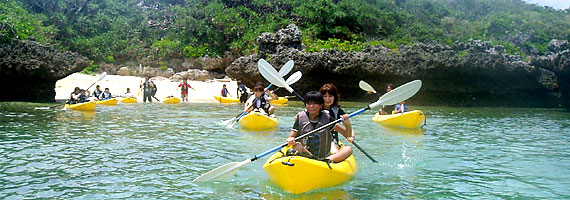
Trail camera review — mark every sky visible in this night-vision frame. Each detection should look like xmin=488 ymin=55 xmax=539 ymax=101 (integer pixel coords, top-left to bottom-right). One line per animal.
xmin=524 ymin=0 xmax=570 ymax=10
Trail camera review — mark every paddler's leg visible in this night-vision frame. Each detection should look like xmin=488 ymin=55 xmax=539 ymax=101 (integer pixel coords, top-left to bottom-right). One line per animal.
xmin=327 ymin=145 xmax=352 ymax=163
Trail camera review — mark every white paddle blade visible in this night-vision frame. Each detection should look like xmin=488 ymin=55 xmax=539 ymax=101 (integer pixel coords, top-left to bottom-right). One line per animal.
xmin=97 ymin=72 xmax=108 ymax=81
xmin=193 ymin=160 xmax=251 ymax=182
xmin=258 ymin=59 xmax=294 ymax=93
xmin=359 ymin=80 xmax=377 ymax=93
xmin=369 ymin=80 xmax=422 ymax=109
xmin=285 ymin=71 xmax=302 ymax=85
xmin=278 ymin=60 xmax=294 ymax=77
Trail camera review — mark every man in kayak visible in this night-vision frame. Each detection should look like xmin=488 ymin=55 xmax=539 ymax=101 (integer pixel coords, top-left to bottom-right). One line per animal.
xmin=92 ymin=85 xmax=103 ymax=100
xmin=378 ymin=83 xmax=394 ymax=115
xmin=286 ymin=91 xmax=354 ymax=163
xmin=244 ymin=84 xmax=277 ymax=116
xmin=99 ymin=88 xmax=113 ymax=100
xmin=178 ymin=77 xmax=194 ymax=102
xmin=123 ymin=88 xmax=134 ymax=98
xmin=78 ymin=89 xmax=90 ymax=103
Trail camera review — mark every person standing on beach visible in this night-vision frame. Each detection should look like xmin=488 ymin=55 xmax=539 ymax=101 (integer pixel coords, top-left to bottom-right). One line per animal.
xmin=178 ymin=78 xmax=194 ymax=102
xmin=141 ymin=75 xmax=156 ymax=102
xmin=237 ymin=81 xmax=249 ymax=103
xmin=221 ymin=84 xmax=231 ymax=97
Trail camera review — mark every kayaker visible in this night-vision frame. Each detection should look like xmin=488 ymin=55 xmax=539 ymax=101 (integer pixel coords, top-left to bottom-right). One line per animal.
xmin=221 ymin=84 xmax=231 ymax=97
xmin=67 ymin=87 xmax=81 ymax=104
xmin=140 ymin=75 xmax=156 ymax=102
xmin=244 ymin=84 xmax=277 ymax=116
xmin=99 ymin=88 xmax=113 ymax=100
xmin=286 ymin=91 xmax=354 ymax=163
xmin=123 ymin=88 xmax=134 ymax=98
xmin=393 ymin=100 xmax=408 ymax=114
xmin=237 ymin=81 xmax=249 ymax=103
xmin=92 ymin=85 xmax=103 ymax=100
xmin=78 ymin=89 xmax=89 ymax=103
xmin=319 ymin=83 xmax=353 ymax=154
xmin=178 ymin=77 xmax=194 ymax=102
xmin=378 ymin=83 xmax=394 ymax=115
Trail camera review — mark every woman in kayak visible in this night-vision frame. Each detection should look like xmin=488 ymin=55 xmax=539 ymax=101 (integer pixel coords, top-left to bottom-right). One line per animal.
xmin=319 ymin=83 xmax=355 ymax=155
xmin=286 ymin=91 xmax=354 ymax=163
xmin=244 ymin=84 xmax=278 ymax=115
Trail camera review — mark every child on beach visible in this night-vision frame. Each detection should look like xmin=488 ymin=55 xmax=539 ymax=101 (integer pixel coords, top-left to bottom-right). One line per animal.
xmin=178 ymin=78 xmax=194 ymax=102
xmin=221 ymin=84 xmax=231 ymax=97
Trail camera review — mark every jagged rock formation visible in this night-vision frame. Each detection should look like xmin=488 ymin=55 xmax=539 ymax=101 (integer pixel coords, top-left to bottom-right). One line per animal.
xmin=227 ymin=24 xmax=569 ymax=108
xmin=0 ymin=39 xmax=89 ymax=102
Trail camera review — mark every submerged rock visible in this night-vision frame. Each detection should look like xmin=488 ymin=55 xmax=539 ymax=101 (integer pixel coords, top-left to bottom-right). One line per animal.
xmin=0 ymin=39 xmax=89 ymax=102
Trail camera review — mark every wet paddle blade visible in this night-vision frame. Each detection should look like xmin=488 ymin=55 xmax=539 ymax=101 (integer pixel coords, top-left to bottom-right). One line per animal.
xmin=359 ymin=80 xmax=376 ymax=93
xmin=193 ymin=159 xmax=251 ymax=182
xmin=278 ymin=60 xmax=294 ymax=77
xmin=370 ymin=80 xmax=422 ymax=109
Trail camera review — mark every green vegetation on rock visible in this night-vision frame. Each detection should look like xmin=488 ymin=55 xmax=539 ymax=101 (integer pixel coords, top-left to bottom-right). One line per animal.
xmin=2 ymin=0 xmax=569 ymax=64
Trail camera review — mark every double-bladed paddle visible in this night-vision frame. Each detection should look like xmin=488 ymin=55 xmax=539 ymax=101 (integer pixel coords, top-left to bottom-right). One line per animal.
xmin=220 ymin=60 xmax=299 ymax=127
xmin=259 ymin=62 xmax=380 ymax=163
xmin=193 ymin=79 xmax=422 ymax=182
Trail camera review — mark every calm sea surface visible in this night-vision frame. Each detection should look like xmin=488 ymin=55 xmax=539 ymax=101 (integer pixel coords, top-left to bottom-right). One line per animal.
xmin=1 ymin=101 xmax=569 ymax=199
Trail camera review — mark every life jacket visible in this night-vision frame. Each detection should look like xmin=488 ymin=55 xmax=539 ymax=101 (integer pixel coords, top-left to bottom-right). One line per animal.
xmin=298 ymin=110 xmax=332 ymax=159
xmin=221 ymin=88 xmax=229 ymax=97
xmin=251 ymin=95 xmax=270 ymax=112
xmin=78 ymin=94 xmax=89 ymax=103
xmin=143 ymin=80 xmax=154 ymax=91
xmin=181 ymin=82 xmax=190 ymax=92
xmin=93 ymin=89 xmax=103 ymax=98
xmin=100 ymin=92 xmax=112 ymax=100
xmin=329 ymin=105 xmax=341 ymax=143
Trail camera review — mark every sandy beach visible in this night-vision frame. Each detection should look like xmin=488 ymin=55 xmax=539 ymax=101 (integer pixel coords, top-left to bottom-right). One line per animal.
xmin=55 ymin=73 xmax=239 ymax=102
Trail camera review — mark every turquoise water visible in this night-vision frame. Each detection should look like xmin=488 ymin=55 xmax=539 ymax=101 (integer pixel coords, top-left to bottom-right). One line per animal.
xmin=1 ymin=101 xmax=569 ymax=199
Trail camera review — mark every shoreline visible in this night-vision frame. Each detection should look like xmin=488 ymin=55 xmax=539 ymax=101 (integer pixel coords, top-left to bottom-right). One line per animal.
xmin=55 ymin=73 xmax=239 ymax=102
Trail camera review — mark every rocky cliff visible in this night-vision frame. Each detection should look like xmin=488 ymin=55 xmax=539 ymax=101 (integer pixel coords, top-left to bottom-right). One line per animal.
xmin=0 ymin=39 xmax=89 ymax=102
xmin=227 ymin=24 xmax=569 ymax=109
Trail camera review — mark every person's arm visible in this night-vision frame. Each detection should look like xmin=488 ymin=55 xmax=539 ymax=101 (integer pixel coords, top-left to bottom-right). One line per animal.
xmin=287 ymin=130 xmax=298 ymax=146
xmin=333 ymin=114 xmax=354 ymax=142
xmin=265 ymin=89 xmax=278 ymax=101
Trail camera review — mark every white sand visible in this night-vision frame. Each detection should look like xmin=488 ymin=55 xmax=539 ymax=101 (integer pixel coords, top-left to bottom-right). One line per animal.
xmin=55 ymin=73 xmax=239 ymax=102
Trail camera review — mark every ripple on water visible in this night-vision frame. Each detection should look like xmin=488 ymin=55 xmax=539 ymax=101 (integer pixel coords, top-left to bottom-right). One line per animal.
xmin=1 ymin=104 xmax=570 ymax=199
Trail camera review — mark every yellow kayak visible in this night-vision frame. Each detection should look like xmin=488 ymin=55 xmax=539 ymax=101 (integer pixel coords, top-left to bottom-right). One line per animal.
xmin=95 ymin=98 xmax=118 ymax=105
xmin=214 ymin=96 xmax=240 ymax=103
xmin=64 ymin=101 xmax=97 ymax=111
xmin=163 ymin=96 xmax=181 ymax=104
xmin=270 ymin=97 xmax=288 ymax=104
xmin=120 ymin=97 xmax=137 ymax=103
xmin=238 ymin=112 xmax=278 ymax=131
xmin=263 ymin=145 xmax=357 ymax=194
xmin=372 ymin=110 xmax=426 ymax=129
xmin=214 ymin=96 xmax=288 ymax=104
